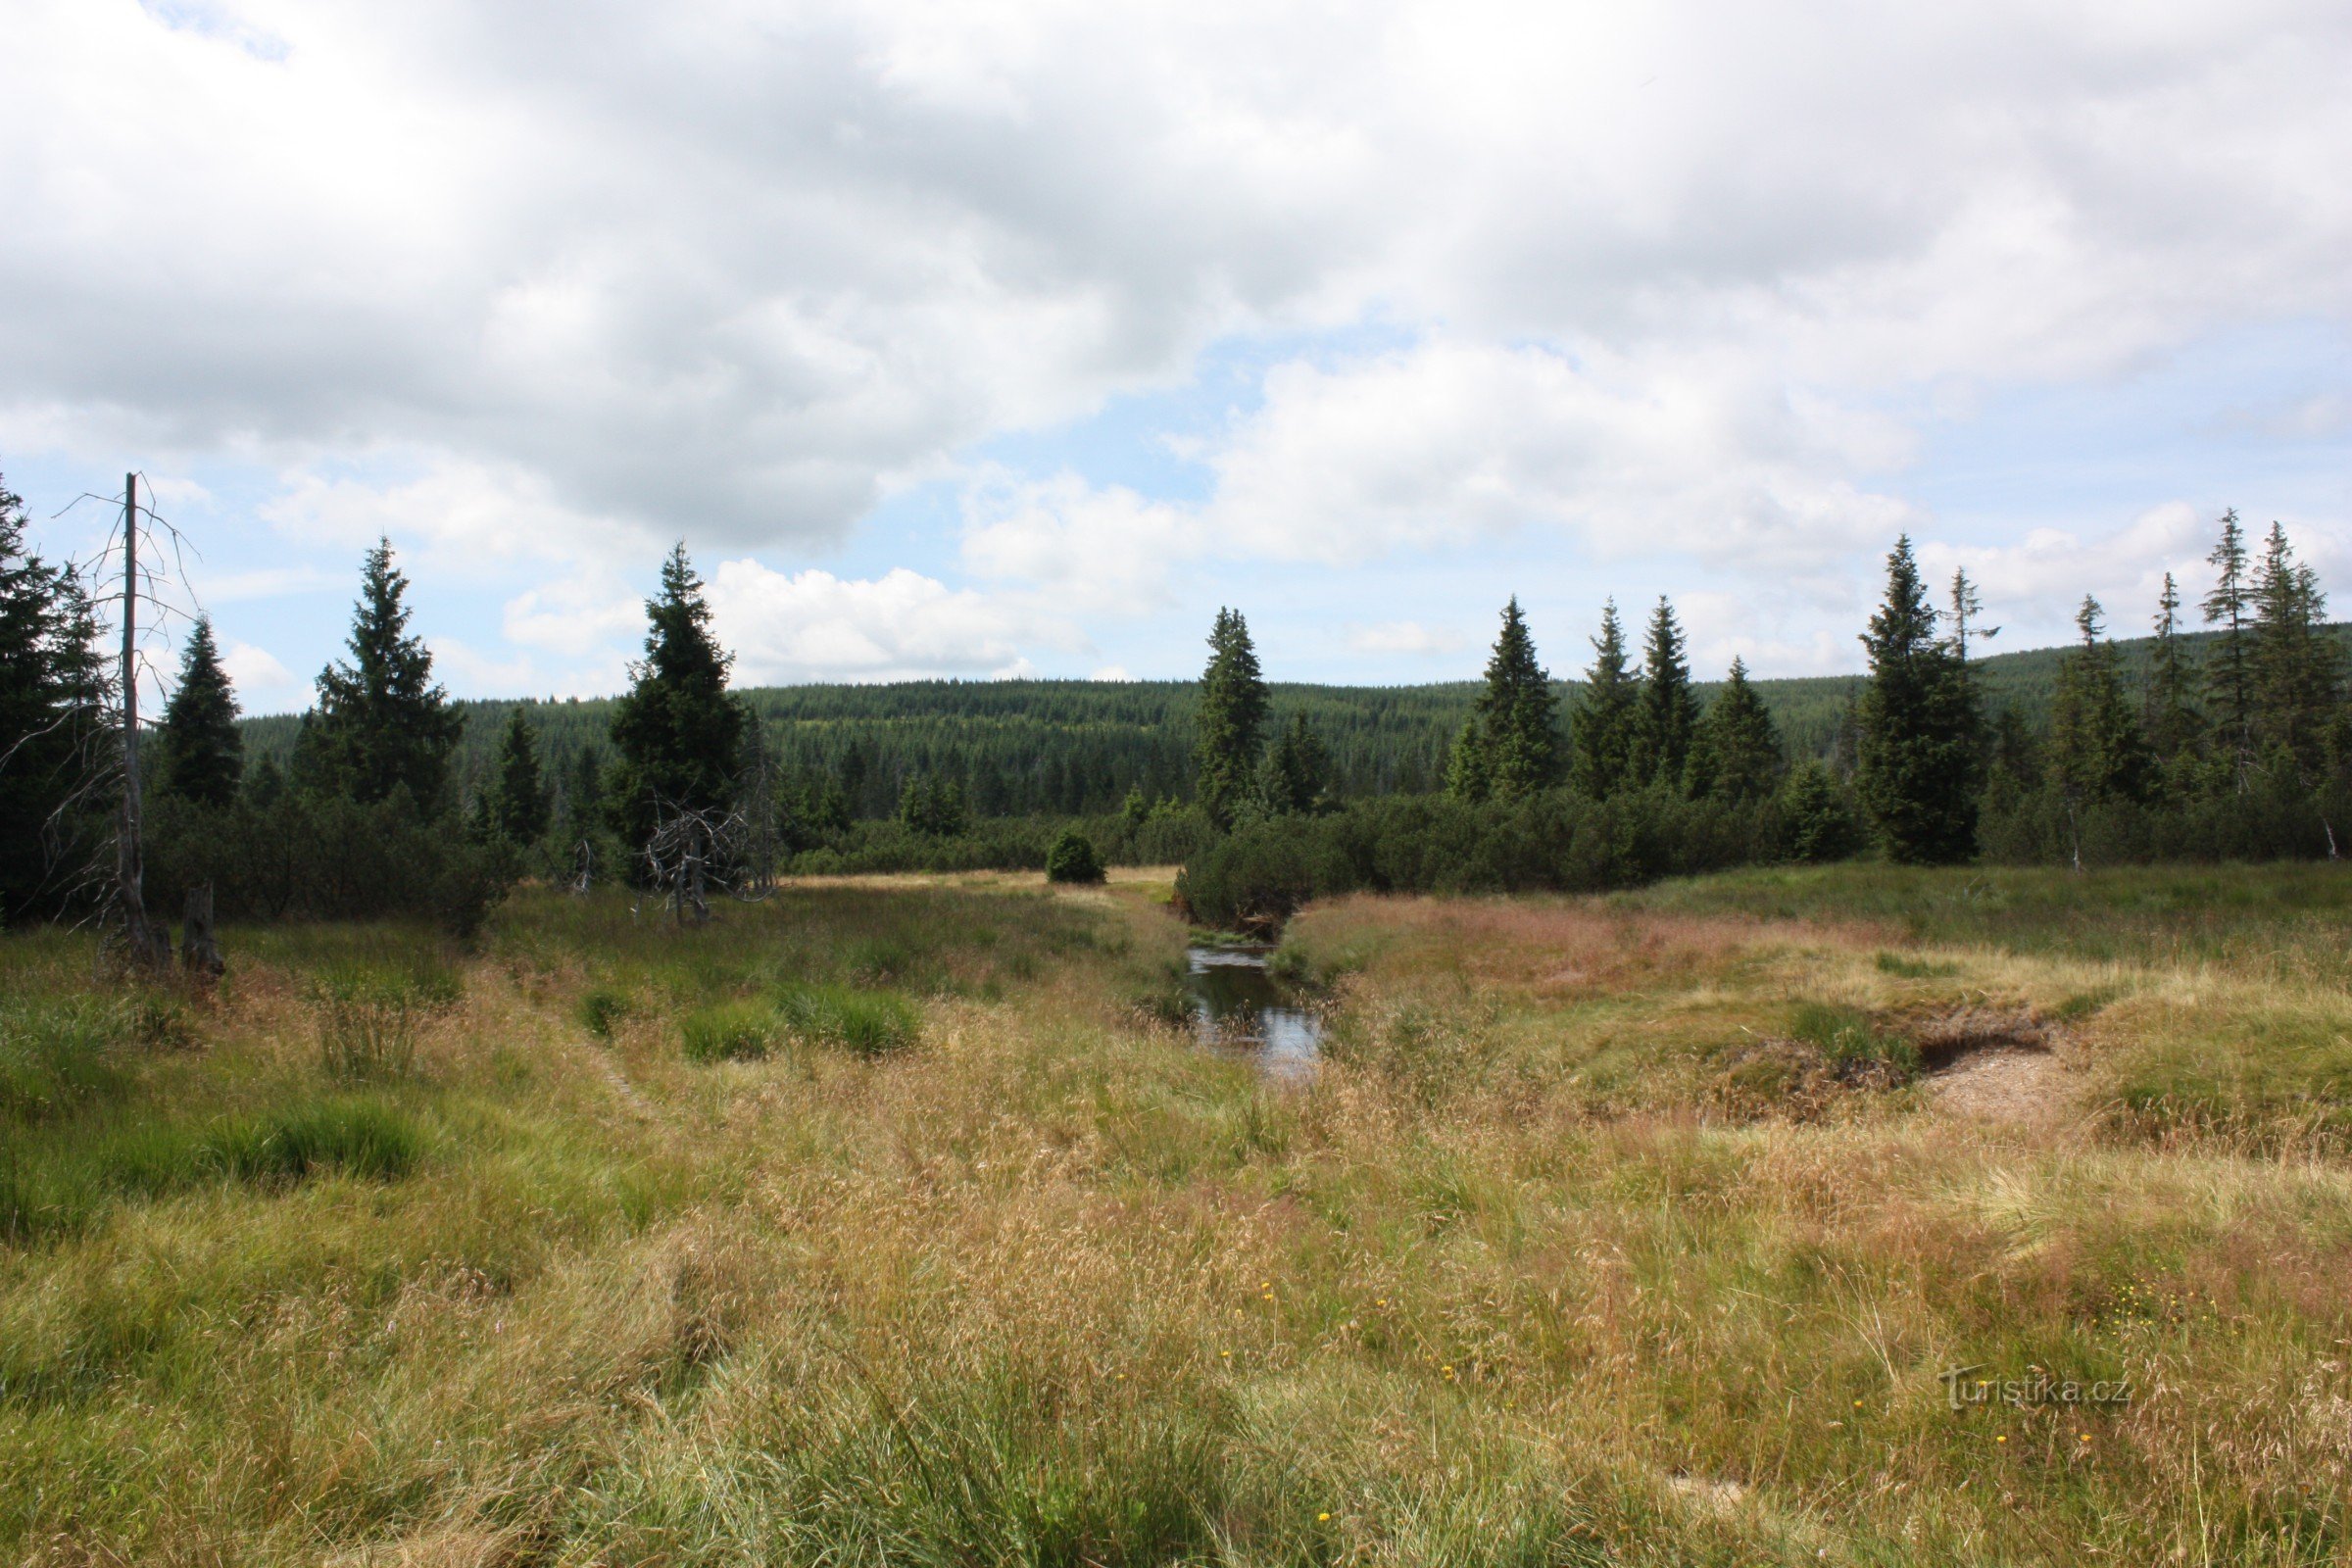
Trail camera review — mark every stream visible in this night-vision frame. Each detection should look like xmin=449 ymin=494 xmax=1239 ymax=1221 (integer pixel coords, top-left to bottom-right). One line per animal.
xmin=1184 ymin=946 xmax=1323 ymax=1082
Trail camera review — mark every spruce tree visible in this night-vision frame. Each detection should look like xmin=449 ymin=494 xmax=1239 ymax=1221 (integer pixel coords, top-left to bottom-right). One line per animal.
xmin=0 ymin=477 xmax=106 ymax=921
xmin=491 ymin=707 xmax=552 ymax=844
xmin=1193 ymin=608 xmax=1269 ymax=830
xmin=608 ymin=543 xmax=750 ymax=849
xmin=1570 ymin=599 xmax=1640 ymax=800
xmin=1630 ymin=596 xmax=1696 ymax=791
xmin=156 ymin=614 xmax=244 ymax=809
xmin=2250 ymin=522 xmax=2338 ymax=777
xmin=1450 ymin=598 xmax=1561 ymax=804
xmin=898 ymin=772 xmax=968 ymax=836
xmin=299 ymin=538 xmax=463 ymax=811
xmin=2143 ymin=571 xmax=2199 ymax=768
xmin=1445 ymin=714 xmax=1491 ymax=802
xmin=2047 ymin=596 xmax=2151 ymax=811
xmin=1686 ymin=657 xmax=1781 ymax=802
xmin=1258 ymin=711 xmax=1333 ymax=816
xmin=2202 ymin=510 xmax=2254 ymax=786
xmin=1854 ymin=535 xmax=1982 ymax=863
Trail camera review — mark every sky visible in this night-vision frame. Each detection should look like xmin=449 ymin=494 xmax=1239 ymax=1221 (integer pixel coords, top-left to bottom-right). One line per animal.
xmin=4 ymin=0 xmax=2349 ymax=713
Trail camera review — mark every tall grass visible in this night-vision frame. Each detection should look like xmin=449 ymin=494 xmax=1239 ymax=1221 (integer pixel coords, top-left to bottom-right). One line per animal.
xmin=1 ymin=875 xmax=2348 ymax=1563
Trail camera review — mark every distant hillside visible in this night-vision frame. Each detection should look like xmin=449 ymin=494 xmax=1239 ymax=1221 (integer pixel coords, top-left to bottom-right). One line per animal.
xmin=240 ymin=623 xmax=2352 ymax=817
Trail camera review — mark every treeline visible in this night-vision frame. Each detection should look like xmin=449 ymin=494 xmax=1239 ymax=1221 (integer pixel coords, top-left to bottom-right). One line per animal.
xmin=238 ymin=627 xmax=2337 ymax=829
xmin=7 ymin=459 xmax=2348 ymax=935
xmin=1178 ymin=515 xmax=2352 ymax=927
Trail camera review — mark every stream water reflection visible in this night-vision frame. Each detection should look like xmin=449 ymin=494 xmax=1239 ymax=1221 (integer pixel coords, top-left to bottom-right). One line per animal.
xmin=1184 ymin=946 xmax=1321 ymax=1083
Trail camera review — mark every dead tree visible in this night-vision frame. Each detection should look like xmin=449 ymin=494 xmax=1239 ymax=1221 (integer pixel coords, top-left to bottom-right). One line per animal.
xmin=30 ymin=472 xmax=205 ymax=973
xmin=631 ymin=786 xmax=777 ymax=924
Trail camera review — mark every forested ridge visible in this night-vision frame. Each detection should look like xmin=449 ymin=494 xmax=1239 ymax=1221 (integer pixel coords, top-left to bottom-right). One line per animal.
xmin=233 ymin=624 xmax=2351 ymax=819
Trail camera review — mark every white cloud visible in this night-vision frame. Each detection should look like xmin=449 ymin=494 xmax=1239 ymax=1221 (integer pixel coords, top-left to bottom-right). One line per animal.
xmin=958 ymin=468 xmax=1199 ymax=607
xmin=6 ymin=0 xmax=2352 ymax=681
xmin=959 ymin=336 xmax=1921 ymax=599
xmin=1347 ymin=620 xmax=1463 ymax=657
xmin=704 ymin=561 xmax=1075 ymax=683
xmin=257 ymin=458 xmax=650 ymax=570
xmin=504 ymin=572 xmax=644 ymax=661
xmin=220 ymin=638 xmax=299 ymax=710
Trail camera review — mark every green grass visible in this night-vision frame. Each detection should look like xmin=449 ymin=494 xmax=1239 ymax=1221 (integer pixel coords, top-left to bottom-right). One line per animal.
xmin=3 ymin=872 xmax=2350 ymax=1564
xmin=1618 ymin=860 xmax=2352 ymax=980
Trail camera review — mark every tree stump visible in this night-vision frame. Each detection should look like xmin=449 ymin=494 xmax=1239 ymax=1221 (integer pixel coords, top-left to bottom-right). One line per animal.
xmin=180 ymin=883 xmax=224 ymax=978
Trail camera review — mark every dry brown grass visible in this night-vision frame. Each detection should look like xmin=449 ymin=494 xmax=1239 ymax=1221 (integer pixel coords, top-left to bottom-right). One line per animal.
xmin=3 ymin=874 xmax=2350 ymax=1563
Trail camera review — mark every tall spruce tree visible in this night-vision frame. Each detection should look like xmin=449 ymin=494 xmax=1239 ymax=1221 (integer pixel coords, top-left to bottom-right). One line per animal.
xmin=1193 ymin=608 xmax=1269 ymax=830
xmin=2047 ymin=596 xmax=2150 ymax=812
xmin=1686 ymin=657 xmax=1782 ymax=802
xmin=1854 ymin=535 xmax=1982 ymax=863
xmin=490 ymin=707 xmax=552 ymax=844
xmin=1630 ymin=596 xmax=1696 ymax=791
xmin=1449 ymin=598 xmax=1561 ymax=804
xmin=2202 ymin=510 xmax=2254 ymax=787
xmin=298 ymin=539 xmax=463 ymax=811
xmin=156 ymin=614 xmax=243 ymax=809
xmin=608 ymin=543 xmax=750 ymax=850
xmin=0 ymin=477 xmax=106 ymax=922
xmin=2143 ymin=571 xmax=2199 ymax=768
xmin=2250 ymin=522 xmax=2338 ymax=778
xmin=1570 ymin=599 xmax=1640 ymax=800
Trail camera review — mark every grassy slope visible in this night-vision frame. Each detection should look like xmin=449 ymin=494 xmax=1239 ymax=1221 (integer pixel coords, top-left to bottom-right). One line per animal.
xmin=3 ymin=865 xmax=2350 ymax=1563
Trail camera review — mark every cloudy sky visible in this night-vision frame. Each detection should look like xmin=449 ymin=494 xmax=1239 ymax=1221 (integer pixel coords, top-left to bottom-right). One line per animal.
xmin=5 ymin=0 xmax=2348 ymax=711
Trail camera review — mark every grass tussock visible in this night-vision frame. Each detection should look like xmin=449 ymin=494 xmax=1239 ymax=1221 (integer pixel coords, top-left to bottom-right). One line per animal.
xmin=2 ymin=866 xmax=2350 ymax=1564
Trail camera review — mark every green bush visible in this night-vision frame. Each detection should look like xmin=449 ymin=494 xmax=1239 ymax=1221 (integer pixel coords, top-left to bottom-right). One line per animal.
xmin=1045 ymin=829 xmax=1106 ymax=885
xmin=1177 ymin=788 xmax=1792 ymax=931
xmin=146 ymin=791 xmax=514 ymax=935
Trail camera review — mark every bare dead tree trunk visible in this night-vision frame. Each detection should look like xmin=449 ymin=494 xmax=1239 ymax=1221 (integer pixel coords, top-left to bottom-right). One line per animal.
xmin=118 ymin=474 xmax=167 ymax=969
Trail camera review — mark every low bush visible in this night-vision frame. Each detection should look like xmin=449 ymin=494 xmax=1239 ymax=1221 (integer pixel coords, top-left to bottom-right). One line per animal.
xmin=1045 ymin=829 xmax=1105 ymax=885
xmin=146 ymin=790 xmax=513 ymax=935
xmin=1177 ymin=787 xmax=1805 ymax=931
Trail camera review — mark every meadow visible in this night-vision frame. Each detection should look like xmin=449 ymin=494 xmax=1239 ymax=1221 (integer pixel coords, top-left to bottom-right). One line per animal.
xmin=2 ymin=863 xmax=2348 ymax=1564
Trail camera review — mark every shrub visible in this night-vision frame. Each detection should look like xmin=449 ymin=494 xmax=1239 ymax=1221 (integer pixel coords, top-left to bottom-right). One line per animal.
xmin=146 ymin=791 xmax=514 ymax=935
xmin=1045 ymin=829 xmax=1106 ymax=885
xmin=1177 ymin=789 xmax=1786 ymax=931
